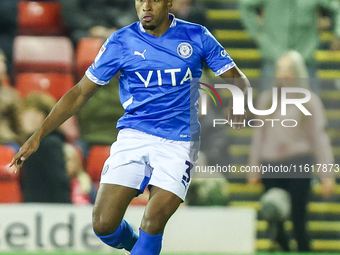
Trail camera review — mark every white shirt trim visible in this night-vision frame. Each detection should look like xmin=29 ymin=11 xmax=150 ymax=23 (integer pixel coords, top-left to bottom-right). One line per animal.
xmin=169 ymin=13 xmax=177 ymax=27
xmin=85 ymin=69 xmax=109 ymax=85
xmin=214 ymin=62 xmax=236 ymax=76
xmin=122 ymin=96 xmax=133 ymax=109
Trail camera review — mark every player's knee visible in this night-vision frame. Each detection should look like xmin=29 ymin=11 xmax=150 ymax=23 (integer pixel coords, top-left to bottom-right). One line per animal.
xmin=140 ymin=212 xmax=166 ymax=235
xmin=93 ymin=213 xmax=120 ymax=236
xmin=93 ymin=218 xmax=111 ymax=235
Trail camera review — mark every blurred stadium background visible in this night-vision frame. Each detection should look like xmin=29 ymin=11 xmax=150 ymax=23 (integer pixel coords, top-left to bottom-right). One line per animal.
xmin=201 ymin=0 xmax=340 ymax=253
xmin=0 ymin=0 xmax=340 ymax=254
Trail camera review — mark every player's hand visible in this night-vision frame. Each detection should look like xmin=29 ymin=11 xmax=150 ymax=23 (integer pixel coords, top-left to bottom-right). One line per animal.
xmin=9 ymin=135 xmax=40 ymax=172
xmin=320 ymin=178 xmax=336 ymax=199
xmin=226 ymin=103 xmax=247 ymax=130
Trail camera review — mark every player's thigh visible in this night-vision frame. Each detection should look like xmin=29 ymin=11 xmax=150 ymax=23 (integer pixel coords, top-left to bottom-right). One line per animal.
xmin=92 ymin=183 xmax=139 ymax=235
xmin=140 ymin=186 xmax=182 ymax=235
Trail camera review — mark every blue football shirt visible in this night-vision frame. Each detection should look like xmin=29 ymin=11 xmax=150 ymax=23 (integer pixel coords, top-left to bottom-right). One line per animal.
xmin=86 ymin=14 xmax=235 ymax=141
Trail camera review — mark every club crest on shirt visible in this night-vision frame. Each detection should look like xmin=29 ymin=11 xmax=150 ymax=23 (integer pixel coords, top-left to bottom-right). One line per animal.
xmin=177 ymin=42 xmax=193 ymax=58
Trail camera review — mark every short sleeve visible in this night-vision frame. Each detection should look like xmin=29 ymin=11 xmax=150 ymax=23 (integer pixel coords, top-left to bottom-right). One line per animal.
xmin=202 ymin=27 xmax=236 ymax=76
xmin=85 ymin=33 xmax=123 ymax=85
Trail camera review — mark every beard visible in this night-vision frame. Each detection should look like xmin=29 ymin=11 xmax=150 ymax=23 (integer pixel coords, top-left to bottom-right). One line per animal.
xmin=142 ymin=24 xmax=156 ymax=30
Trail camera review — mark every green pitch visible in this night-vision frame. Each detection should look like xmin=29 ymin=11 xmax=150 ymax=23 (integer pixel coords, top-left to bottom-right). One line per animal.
xmin=0 ymin=253 xmax=338 ymax=255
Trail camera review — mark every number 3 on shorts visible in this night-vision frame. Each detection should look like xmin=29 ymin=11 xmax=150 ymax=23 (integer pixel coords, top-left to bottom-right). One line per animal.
xmin=181 ymin=160 xmax=193 ymax=189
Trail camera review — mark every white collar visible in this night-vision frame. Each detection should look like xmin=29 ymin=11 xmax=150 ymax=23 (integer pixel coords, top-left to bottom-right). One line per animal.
xmin=139 ymin=13 xmax=176 ymax=33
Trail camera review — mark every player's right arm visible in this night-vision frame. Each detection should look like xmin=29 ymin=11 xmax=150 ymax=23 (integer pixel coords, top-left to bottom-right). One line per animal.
xmin=10 ymin=76 xmax=100 ymax=171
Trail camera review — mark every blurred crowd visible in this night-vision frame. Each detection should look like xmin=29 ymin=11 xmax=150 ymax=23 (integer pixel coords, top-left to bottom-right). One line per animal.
xmin=0 ymin=0 xmax=339 ymax=252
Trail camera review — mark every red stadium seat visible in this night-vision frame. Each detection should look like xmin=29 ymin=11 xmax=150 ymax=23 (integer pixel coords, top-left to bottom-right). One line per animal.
xmin=13 ymin=36 xmax=74 ymax=75
xmin=76 ymin=37 xmax=104 ymax=79
xmin=0 ymin=146 xmax=16 ymax=181
xmin=18 ymin=1 xmax=65 ymax=35
xmin=0 ymin=182 xmax=22 ymax=203
xmin=15 ymin=73 xmax=74 ymax=100
xmin=86 ymin=146 xmax=110 ymax=189
xmin=0 ymin=146 xmax=22 ymax=203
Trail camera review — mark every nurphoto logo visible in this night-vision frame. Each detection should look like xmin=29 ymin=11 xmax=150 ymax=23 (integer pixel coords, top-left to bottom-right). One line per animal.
xmin=199 ymin=82 xmax=312 ymax=128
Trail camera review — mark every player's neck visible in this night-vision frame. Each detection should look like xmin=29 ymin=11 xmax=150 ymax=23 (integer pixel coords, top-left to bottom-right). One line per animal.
xmin=145 ymin=17 xmax=171 ymax=37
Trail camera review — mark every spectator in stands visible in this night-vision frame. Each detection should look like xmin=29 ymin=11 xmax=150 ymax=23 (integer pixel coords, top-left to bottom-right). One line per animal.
xmin=0 ymin=48 xmax=10 ymax=87
xmin=60 ymin=114 xmax=80 ymax=144
xmin=0 ymin=86 xmax=23 ymax=152
xmin=60 ymin=0 xmax=136 ymax=45
xmin=171 ymin=0 xmax=208 ymax=27
xmin=248 ymin=51 xmax=335 ymax=252
xmin=76 ymin=79 xmax=124 ymax=156
xmin=198 ymin=95 xmax=230 ymax=168
xmin=63 ymin=143 xmax=96 ymax=205
xmin=240 ymin=0 xmax=340 ymax=92
xmin=0 ymin=0 xmax=19 ymax=78
xmin=19 ymin=92 xmax=71 ymax=203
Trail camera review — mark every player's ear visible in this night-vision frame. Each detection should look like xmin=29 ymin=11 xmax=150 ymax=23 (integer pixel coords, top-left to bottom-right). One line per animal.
xmin=167 ymin=0 xmax=173 ymax=10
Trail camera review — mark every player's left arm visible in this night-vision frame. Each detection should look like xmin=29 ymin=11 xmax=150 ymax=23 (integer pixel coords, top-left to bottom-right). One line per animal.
xmin=219 ymin=66 xmax=250 ymax=130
